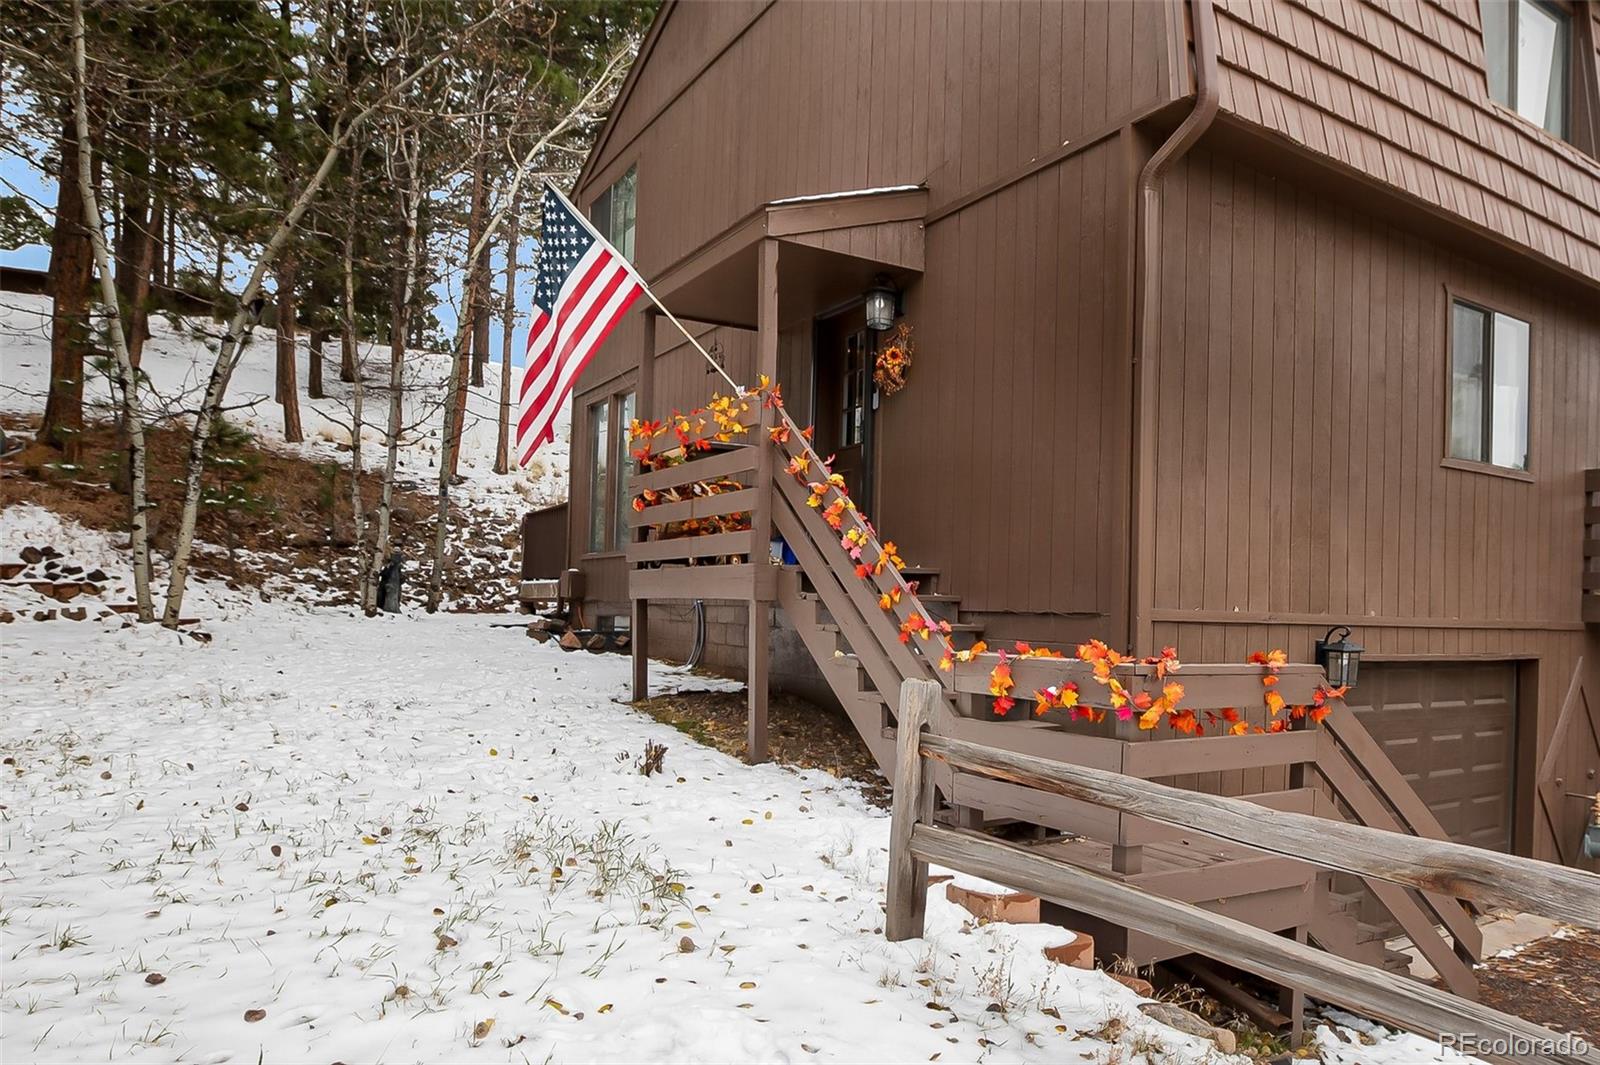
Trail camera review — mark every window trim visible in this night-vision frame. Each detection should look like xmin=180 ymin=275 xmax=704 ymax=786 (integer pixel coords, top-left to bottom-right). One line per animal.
xmin=1440 ymin=287 xmax=1536 ymax=483
xmin=584 ymin=396 xmax=612 ymax=555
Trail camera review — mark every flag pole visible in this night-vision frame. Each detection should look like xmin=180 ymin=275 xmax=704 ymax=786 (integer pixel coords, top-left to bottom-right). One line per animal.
xmin=543 ymin=180 xmax=745 ymax=397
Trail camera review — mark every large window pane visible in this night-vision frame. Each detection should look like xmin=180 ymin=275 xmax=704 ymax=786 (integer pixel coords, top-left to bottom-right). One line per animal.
xmin=1481 ymin=0 xmax=1570 ymax=139
xmin=614 ymin=167 xmax=636 ymax=261
xmin=1516 ymin=0 xmax=1567 ymax=136
xmin=1490 ymin=314 xmax=1529 ymax=470
xmin=1449 ymin=302 xmax=1488 ymax=463
xmin=587 ymin=398 xmax=610 ymax=552
xmin=612 ymin=391 xmax=635 ymax=546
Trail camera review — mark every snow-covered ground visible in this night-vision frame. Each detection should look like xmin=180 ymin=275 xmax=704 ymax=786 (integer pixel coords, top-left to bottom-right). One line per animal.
xmin=0 ymin=291 xmax=568 ymax=517
xmin=0 ymin=510 xmax=1480 ymax=1064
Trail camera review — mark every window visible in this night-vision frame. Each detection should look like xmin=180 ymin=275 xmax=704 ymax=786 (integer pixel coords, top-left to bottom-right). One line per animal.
xmin=611 ymin=390 xmax=635 ymax=547
xmin=1449 ymin=299 xmax=1530 ymax=471
xmin=1480 ymin=0 xmax=1570 ymax=139
xmin=591 ymin=165 xmax=636 ymax=261
xmin=586 ymin=397 xmax=610 ymax=552
xmin=841 ymin=330 xmax=867 ymax=447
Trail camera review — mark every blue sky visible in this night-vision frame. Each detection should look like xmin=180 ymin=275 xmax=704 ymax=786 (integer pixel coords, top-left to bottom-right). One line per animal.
xmin=2 ymin=150 xmax=542 ymax=367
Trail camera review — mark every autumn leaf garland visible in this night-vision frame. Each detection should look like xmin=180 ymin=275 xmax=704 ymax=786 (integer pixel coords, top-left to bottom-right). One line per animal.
xmin=635 ymin=378 xmax=1347 ymax=739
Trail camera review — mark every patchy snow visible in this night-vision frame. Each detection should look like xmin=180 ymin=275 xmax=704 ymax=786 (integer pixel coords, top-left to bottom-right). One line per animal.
xmin=0 ymin=291 xmax=568 ymax=518
xmin=0 ymin=510 xmax=1485 ymax=1064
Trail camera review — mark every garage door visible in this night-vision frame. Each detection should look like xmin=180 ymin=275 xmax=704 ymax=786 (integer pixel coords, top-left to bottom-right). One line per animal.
xmin=1346 ymin=662 xmax=1518 ymax=853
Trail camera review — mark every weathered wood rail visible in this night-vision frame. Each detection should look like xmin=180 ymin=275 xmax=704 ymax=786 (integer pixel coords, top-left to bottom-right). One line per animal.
xmin=888 ymin=678 xmax=1600 ymax=1065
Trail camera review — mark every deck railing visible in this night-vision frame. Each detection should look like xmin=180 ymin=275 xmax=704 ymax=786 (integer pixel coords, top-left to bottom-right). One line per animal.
xmin=887 ymin=679 xmax=1600 ymax=1065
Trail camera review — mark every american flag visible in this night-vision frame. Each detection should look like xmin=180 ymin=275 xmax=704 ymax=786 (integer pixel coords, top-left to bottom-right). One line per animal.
xmin=516 ymin=182 xmax=645 ymax=466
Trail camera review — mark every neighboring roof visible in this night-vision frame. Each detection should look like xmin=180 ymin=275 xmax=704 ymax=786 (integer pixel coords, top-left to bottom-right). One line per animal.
xmin=1213 ymin=0 xmax=1600 ymax=289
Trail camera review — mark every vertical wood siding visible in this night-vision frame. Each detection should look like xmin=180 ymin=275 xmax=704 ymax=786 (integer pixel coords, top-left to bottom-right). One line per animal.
xmin=1149 ymin=144 xmax=1600 ymax=860
xmin=572 ymin=0 xmax=1179 ymax=626
xmin=1153 ymin=145 xmax=1600 ymax=630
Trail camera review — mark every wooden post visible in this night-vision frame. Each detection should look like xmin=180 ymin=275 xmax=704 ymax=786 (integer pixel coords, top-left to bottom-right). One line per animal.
xmin=746 ymin=238 xmax=779 ymax=763
xmin=631 ymin=309 xmax=657 ymax=703
xmin=887 ymin=678 xmax=939 ymax=941
xmin=1280 ymin=925 xmax=1308 ymax=1046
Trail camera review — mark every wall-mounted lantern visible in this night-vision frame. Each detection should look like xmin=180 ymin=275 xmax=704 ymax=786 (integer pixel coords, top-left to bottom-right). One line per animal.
xmin=1314 ymin=626 xmax=1364 ymax=689
xmin=864 ymin=276 xmax=898 ymax=331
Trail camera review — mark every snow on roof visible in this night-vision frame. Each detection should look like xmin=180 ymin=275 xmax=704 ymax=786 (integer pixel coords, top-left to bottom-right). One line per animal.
xmin=767 ymin=184 xmax=924 ymax=206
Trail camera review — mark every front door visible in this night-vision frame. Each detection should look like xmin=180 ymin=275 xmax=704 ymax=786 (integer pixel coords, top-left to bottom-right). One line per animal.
xmin=813 ymin=307 xmax=874 ymax=512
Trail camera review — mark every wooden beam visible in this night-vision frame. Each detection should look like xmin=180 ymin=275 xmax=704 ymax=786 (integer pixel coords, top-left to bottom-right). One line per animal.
xmin=631 ymin=309 xmax=658 ymax=703
xmin=886 ymin=679 xmax=938 ymax=941
xmin=951 ymin=656 xmax=1330 ymax=709
xmin=745 ymin=237 xmax=780 ymax=764
xmin=1120 ymin=730 xmax=1318 ymax=778
xmin=910 ymin=825 xmax=1600 ymax=1065
xmin=918 ymin=732 xmax=1600 ymax=930
xmin=628 ymin=446 xmax=758 ymax=492
xmin=627 ymin=487 xmax=757 ymax=527
xmin=629 ymin=563 xmax=758 ymax=601
xmin=626 ymin=531 xmax=755 ymax=563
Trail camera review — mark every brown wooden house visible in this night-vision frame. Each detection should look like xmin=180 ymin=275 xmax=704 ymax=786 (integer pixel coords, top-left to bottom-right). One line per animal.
xmin=540 ymin=0 xmax=1600 ymax=937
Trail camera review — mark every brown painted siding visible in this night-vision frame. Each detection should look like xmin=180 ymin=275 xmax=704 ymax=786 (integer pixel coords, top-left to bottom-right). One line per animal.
xmin=1152 ymin=144 xmax=1600 ymax=630
xmin=582 ymin=0 xmax=1179 ymax=287
xmin=1212 ymin=0 xmax=1600 ymax=286
xmin=1148 ymin=142 xmax=1600 ymax=860
xmin=878 ymin=138 xmax=1132 ymax=621
xmin=572 ymin=0 xmax=1184 ymax=629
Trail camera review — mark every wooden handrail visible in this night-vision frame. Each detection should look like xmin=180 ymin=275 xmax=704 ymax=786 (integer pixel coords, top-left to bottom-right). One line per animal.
xmin=767 ymin=402 xmax=955 ymax=685
xmin=917 ymin=729 xmax=1600 ymax=929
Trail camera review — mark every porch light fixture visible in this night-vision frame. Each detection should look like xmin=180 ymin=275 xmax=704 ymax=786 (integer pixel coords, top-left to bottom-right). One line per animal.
xmin=864 ymin=277 xmax=898 ymax=331
xmin=1314 ymin=626 xmax=1364 ymax=689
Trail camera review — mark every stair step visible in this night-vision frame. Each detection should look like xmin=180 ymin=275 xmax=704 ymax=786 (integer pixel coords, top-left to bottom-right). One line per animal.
xmin=1355 ymin=921 xmax=1389 ymax=945
xmin=1381 ymin=947 xmax=1414 ymax=974
xmin=818 ymin=619 xmax=983 ymax=635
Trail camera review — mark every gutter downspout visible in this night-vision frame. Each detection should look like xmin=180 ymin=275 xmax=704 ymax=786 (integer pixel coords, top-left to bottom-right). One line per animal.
xmin=1128 ymin=0 xmax=1219 ymax=654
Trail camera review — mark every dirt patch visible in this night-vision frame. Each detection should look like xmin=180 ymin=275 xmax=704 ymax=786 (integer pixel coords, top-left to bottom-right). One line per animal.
xmin=632 ymin=687 xmax=891 ymax=807
xmin=2 ymin=413 xmax=518 ymax=612
xmin=1476 ymin=929 xmax=1600 ymax=1046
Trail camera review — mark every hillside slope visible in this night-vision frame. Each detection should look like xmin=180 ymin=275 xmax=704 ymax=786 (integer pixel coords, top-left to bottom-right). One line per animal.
xmin=1 ymin=291 xmax=566 ymax=611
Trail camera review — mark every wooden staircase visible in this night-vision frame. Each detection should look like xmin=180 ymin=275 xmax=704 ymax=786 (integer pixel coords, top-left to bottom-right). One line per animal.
xmin=624 ymin=388 xmax=1483 ymax=999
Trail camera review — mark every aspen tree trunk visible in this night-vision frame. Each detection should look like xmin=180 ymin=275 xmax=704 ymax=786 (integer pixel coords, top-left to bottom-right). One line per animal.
xmin=493 ymin=196 xmax=519 ymax=475
xmin=369 ymin=131 xmax=423 ymax=615
xmin=39 ymin=102 xmax=90 ymax=459
xmin=69 ymin=0 xmax=154 ymax=620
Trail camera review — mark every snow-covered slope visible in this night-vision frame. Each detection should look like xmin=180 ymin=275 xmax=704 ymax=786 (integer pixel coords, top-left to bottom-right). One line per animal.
xmin=0 ymin=508 xmax=1481 ymax=1065
xmin=0 ymin=291 xmax=568 ymax=516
